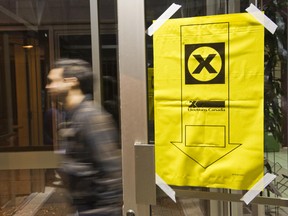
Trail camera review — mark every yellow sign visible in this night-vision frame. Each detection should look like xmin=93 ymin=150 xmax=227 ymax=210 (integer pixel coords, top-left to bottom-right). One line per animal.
xmin=154 ymin=13 xmax=264 ymax=190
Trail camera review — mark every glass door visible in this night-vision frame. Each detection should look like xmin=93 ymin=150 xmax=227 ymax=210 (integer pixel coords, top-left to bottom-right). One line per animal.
xmin=143 ymin=0 xmax=288 ymax=215
xmin=0 ymin=30 xmax=49 ymax=149
xmin=0 ymin=1 xmax=119 ymax=215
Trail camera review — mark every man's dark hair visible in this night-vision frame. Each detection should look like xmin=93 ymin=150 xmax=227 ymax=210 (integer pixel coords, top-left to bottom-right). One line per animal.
xmin=54 ymin=58 xmax=94 ymax=95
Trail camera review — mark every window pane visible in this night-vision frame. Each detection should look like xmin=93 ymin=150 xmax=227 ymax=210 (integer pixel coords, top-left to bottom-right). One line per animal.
xmin=146 ymin=0 xmax=288 ymax=214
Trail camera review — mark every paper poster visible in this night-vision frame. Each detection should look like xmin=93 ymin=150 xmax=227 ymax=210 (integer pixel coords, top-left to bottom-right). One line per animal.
xmin=154 ymin=13 xmax=264 ymax=190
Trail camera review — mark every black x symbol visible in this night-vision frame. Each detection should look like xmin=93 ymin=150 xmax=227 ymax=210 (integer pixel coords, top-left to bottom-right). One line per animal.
xmin=192 ymin=54 xmax=217 ymax=74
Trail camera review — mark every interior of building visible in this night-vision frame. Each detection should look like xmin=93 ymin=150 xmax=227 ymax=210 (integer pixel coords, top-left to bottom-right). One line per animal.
xmin=0 ymin=0 xmax=287 ymax=215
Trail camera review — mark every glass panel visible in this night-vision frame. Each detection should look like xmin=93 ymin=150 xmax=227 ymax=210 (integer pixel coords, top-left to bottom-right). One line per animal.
xmin=262 ymin=1 xmax=288 ymax=213
xmin=100 ymin=33 xmax=119 ymax=125
xmin=0 ymin=30 xmax=50 ymax=149
xmin=0 ymin=0 xmax=94 ymax=151
xmin=146 ymin=0 xmax=288 ymax=215
xmin=0 ymin=0 xmax=119 ymax=214
xmin=0 ymin=0 xmax=119 ymax=149
xmin=58 ymin=34 xmax=92 ymax=63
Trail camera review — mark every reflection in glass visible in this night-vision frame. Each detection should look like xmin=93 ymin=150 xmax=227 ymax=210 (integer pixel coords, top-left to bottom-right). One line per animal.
xmin=0 ymin=31 xmax=50 ymax=148
xmin=0 ymin=1 xmax=119 ymax=215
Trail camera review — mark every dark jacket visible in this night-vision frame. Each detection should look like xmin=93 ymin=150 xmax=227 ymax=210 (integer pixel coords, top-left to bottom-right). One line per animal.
xmin=58 ymin=97 xmax=122 ymax=210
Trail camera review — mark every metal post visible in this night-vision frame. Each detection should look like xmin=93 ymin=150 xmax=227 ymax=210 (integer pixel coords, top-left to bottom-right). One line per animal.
xmin=89 ymin=0 xmax=102 ymax=105
xmin=118 ymin=0 xmax=150 ymax=215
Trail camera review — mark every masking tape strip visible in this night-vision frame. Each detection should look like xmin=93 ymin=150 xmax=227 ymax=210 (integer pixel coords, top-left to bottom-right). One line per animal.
xmin=246 ymin=3 xmax=278 ymax=34
xmin=156 ymin=174 xmax=176 ymax=202
xmin=240 ymin=173 xmax=277 ymax=205
xmin=147 ymin=3 xmax=181 ymax=36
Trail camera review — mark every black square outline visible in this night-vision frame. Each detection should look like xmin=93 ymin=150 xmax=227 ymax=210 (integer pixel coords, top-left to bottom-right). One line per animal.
xmin=185 ymin=42 xmax=225 ymax=84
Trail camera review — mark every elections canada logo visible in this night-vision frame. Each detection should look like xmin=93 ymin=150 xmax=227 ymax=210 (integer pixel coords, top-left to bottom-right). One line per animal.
xmin=188 ymin=100 xmax=225 ymax=112
xmin=185 ymin=43 xmax=225 ymax=84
